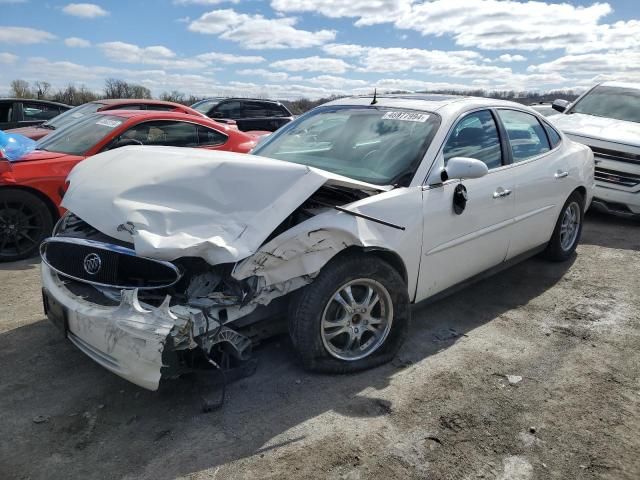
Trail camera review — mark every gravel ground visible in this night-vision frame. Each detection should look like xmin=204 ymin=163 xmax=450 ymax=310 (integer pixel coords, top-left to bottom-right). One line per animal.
xmin=0 ymin=211 xmax=639 ymax=480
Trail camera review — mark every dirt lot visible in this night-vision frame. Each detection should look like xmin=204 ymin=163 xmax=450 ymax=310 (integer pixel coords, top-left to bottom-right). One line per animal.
xmin=0 ymin=211 xmax=638 ymax=480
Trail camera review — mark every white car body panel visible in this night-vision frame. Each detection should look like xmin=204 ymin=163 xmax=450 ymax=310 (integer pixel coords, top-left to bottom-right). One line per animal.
xmin=45 ymin=95 xmax=595 ymax=390
xmin=548 ymin=81 xmax=640 ymax=215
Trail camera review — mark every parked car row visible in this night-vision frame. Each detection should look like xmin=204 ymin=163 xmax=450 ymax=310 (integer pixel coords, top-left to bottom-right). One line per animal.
xmin=34 ymin=92 xmax=596 ymax=391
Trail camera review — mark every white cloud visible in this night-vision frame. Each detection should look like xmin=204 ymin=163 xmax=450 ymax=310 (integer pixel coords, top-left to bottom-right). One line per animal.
xmin=271 ymin=56 xmax=351 ymax=74
xmin=196 ymin=52 xmax=265 ymax=64
xmin=307 ymin=75 xmax=368 ymax=88
xmin=274 ymin=0 xmax=628 ymax=55
xmin=271 ymin=0 xmax=411 ymax=25
xmin=174 ymin=0 xmax=238 ymax=4
xmin=0 ymin=52 xmax=18 ymax=64
xmin=0 ymin=26 xmax=56 ymax=44
xmin=237 ymin=68 xmax=302 ymax=82
xmin=322 ymin=43 xmax=367 ymax=58
xmin=99 ymin=41 xmax=206 ymax=69
xmin=497 ymin=54 xmax=527 ymax=62
xmin=188 ymin=9 xmax=335 ymax=49
xmin=62 ymin=3 xmax=109 ymax=18
xmin=64 ymin=37 xmax=91 ymax=48
xmin=528 ymin=50 xmax=640 ymax=83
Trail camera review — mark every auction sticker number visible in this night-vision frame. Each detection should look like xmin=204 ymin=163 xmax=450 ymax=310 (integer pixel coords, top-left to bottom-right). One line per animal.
xmin=382 ymin=111 xmax=429 ymax=122
xmin=96 ymin=119 xmax=122 ymax=128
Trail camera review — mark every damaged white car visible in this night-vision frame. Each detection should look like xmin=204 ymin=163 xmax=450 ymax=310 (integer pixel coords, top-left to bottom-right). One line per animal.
xmin=40 ymin=95 xmax=594 ymax=391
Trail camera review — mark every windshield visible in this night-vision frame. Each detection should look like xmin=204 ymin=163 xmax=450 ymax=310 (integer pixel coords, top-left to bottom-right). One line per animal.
xmin=253 ymin=106 xmax=440 ymax=185
xmin=37 ymin=114 xmax=125 ymax=155
xmin=569 ymin=86 xmax=640 ymax=123
xmin=43 ymin=102 xmax=102 ymax=130
xmin=191 ymin=99 xmax=221 ymax=114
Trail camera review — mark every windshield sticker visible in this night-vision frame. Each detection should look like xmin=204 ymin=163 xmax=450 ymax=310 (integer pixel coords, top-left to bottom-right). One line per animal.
xmin=382 ymin=111 xmax=429 ymax=122
xmin=71 ymin=112 xmax=84 ymax=118
xmin=95 ymin=118 xmax=122 ymax=128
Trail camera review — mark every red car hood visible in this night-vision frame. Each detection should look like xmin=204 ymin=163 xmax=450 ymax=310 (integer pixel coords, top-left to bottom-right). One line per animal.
xmin=5 ymin=125 xmax=51 ymax=141
xmin=16 ymin=150 xmax=82 ymax=162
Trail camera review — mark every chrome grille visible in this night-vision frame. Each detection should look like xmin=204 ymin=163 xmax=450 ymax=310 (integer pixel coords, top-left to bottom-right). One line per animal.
xmin=589 ymin=145 xmax=640 ymax=166
xmin=41 ymin=237 xmax=181 ymax=290
xmin=594 ymin=167 xmax=640 ymax=188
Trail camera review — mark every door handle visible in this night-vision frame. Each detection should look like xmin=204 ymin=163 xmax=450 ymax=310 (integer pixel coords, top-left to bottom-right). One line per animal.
xmin=493 ymin=188 xmax=512 ymax=199
xmin=555 ymin=171 xmax=569 ymax=179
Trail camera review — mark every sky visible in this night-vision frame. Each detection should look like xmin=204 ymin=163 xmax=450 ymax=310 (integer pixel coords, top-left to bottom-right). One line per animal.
xmin=0 ymin=0 xmax=639 ymax=100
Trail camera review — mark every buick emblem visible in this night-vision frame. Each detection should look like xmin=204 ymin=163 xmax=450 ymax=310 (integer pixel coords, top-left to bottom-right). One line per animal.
xmin=83 ymin=253 xmax=102 ymax=275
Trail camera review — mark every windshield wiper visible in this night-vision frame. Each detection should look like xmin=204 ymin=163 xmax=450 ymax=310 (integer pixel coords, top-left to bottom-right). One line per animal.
xmin=40 ymin=124 xmax=56 ymax=130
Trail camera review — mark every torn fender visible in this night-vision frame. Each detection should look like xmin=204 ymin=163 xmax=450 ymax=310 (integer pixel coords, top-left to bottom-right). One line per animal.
xmin=234 ymin=186 xmax=425 ymax=299
xmin=62 ymin=145 xmax=386 ymax=265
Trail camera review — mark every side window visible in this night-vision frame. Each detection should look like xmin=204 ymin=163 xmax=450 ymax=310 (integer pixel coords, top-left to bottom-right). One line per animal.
xmin=197 ymin=126 xmax=227 ymax=146
xmin=21 ymin=102 xmax=59 ymax=121
xmin=213 ymin=101 xmax=243 ymax=119
xmin=243 ymin=101 xmax=268 ymax=118
xmin=543 ymin=122 xmax=562 ymax=148
xmin=443 ymin=110 xmax=503 ymax=169
xmin=119 ymin=121 xmax=198 ymax=147
xmin=265 ymin=103 xmax=289 ymax=117
xmin=112 ymin=105 xmax=143 ymax=110
xmin=0 ymin=103 xmax=12 ymax=123
xmin=497 ymin=110 xmax=551 ymax=162
xmin=145 ymin=105 xmax=176 ymax=111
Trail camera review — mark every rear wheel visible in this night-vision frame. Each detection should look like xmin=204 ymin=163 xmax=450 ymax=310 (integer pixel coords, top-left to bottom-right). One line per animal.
xmin=0 ymin=189 xmax=54 ymax=262
xmin=288 ymin=253 xmax=410 ymax=373
xmin=542 ymin=191 xmax=584 ymax=262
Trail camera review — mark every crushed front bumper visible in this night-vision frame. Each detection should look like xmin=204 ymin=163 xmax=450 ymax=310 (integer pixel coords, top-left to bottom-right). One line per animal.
xmin=41 ymin=262 xmax=177 ymax=391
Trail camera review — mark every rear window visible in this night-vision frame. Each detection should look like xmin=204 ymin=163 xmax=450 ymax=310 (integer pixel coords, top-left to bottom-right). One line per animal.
xmin=45 ymin=102 xmax=102 ymax=130
xmin=497 ymin=110 xmax=551 ymax=162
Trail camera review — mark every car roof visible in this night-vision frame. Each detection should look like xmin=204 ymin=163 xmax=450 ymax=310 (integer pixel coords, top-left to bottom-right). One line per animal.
xmin=93 ymin=109 xmax=246 ymax=135
xmin=96 ymin=99 xmax=190 ymax=107
xmin=599 ymin=81 xmax=640 ymax=90
xmin=322 ymin=93 xmax=526 ymax=114
xmin=200 ymin=97 xmax=285 ymax=105
xmin=0 ymin=98 xmax=71 ymax=107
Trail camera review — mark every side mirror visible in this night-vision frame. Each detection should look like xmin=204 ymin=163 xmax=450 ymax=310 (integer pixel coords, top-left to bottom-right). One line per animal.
xmin=552 ymin=99 xmax=570 ymax=113
xmin=443 ymin=157 xmax=489 ymax=181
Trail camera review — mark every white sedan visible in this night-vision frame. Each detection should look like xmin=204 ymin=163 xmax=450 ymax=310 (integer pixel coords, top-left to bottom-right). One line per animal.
xmin=40 ymin=94 xmax=594 ymax=390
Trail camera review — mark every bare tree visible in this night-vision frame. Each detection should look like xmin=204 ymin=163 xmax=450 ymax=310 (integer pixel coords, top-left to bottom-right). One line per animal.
xmin=34 ymin=81 xmax=51 ymax=99
xmin=104 ymin=78 xmax=151 ymax=99
xmin=160 ymin=90 xmax=186 ymax=104
xmin=9 ymin=79 xmax=33 ymax=98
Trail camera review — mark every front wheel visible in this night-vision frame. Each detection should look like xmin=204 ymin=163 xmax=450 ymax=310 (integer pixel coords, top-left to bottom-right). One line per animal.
xmin=0 ymin=189 xmax=54 ymax=262
xmin=288 ymin=252 xmax=410 ymax=373
xmin=542 ymin=191 xmax=584 ymax=262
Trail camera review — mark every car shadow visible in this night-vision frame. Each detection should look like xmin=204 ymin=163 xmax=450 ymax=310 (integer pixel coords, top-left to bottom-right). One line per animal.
xmin=582 ymin=210 xmax=640 ymax=251
xmin=0 ymin=254 xmax=575 ymax=480
xmin=0 ymin=256 xmax=40 ymax=271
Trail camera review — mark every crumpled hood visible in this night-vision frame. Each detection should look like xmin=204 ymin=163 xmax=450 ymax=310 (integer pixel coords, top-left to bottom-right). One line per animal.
xmin=63 ymin=145 xmax=383 ymax=265
xmin=549 ymin=113 xmax=640 ymax=148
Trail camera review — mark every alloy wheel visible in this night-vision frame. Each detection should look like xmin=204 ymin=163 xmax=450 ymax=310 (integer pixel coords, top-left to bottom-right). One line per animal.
xmin=321 ymin=278 xmax=394 ymax=361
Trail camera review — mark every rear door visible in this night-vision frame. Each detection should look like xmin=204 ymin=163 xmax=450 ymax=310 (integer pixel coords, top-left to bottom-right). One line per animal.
xmin=495 ymin=109 xmax=569 ymax=258
xmin=416 ymin=109 xmax=516 ymax=300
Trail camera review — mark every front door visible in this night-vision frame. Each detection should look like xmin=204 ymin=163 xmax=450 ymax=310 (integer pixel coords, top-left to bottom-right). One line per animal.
xmin=416 ymin=109 xmax=515 ymax=301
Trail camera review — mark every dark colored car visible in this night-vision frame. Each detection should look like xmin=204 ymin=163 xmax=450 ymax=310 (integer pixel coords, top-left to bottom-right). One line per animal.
xmin=191 ymin=97 xmax=294 ymax=132
xmin=7 ymin=99 xmax=207 ymax=141
xmin=0 ymin=99 xmax=71 ymax=130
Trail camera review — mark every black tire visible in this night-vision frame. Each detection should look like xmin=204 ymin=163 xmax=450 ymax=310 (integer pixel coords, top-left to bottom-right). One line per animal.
xmin=542 ymin=191 xmax=584 ymax=262
xmin=288 ymin=252 xmax=410 ymax=373
xmin=0 ymin=189 xmax=54 ymax=262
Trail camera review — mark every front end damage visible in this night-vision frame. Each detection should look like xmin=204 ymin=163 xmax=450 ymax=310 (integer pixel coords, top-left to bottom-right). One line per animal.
xmin=40 ymin=146 xmax=416 ymax=390
xmin=41 ymin=185 xmax=381 ymax=391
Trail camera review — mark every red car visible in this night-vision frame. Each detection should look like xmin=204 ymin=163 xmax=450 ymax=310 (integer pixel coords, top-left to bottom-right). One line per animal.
xmin=6 ymin=99 xmax=207 ymax=141
xmin=0 ymin=110 xmax=260 ymax=261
